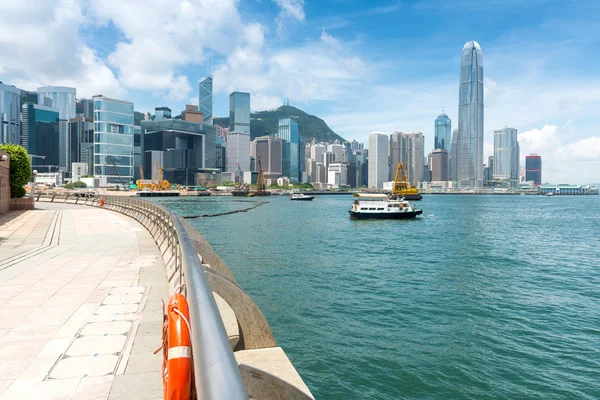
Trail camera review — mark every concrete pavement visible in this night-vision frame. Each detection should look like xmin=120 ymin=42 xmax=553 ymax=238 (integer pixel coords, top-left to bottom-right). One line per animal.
xmin=0 ymin=203 xmax=168 ymax=399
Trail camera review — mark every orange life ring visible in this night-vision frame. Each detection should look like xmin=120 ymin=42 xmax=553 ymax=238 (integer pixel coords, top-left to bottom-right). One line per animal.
xmin=99 ymin=197 xmax=105 ymax=207
xmin=166 ymin=293 xmax=193 ymax=400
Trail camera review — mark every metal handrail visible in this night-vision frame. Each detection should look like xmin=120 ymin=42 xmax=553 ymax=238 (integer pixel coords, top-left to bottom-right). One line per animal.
xmin=36 ymin=193 xmax=249 ymax=399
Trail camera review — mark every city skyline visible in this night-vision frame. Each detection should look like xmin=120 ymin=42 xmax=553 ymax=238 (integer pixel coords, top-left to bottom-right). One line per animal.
xmin=1 ymin=1 xmax=599 ymax=183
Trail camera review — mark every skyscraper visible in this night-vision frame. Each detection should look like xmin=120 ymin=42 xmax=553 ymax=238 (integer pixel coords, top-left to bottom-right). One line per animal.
xmin=457 ymin=41 xmax=484 ymax=188
xmin=199 ymin=76 xmax=213 ymax=125
xmin=93 ymin=95 xmax=134 ymax=186
xmin=368 ymin=132 xmax=388 ymax=189
xmin=226 ymin=131 xmax=250 ymax=172
xmin=449 ymin=129 xmax=459 ymax=181
xmin=21 ymin=104 xmax=60 ymax=171
xmin=525 ymin=154 xmax=542 ymax=186
xmin=0 ymin=83 xmax=21 ymax=144
xmin=434 ymin=112 xmax=451 ymax=151
xmin=251 ymin=136 xmax=283 ymax=181
xmin=154 ymin=107 xmax=171 ymax=120
xmin=407 ymin=133 xmax=425 ymax=186
xmin=389 ymin=132 xmax=408 ymax=180
xmin=430 ymin=149 xmax=449 ymax=181
xmin=493 ymin=127 xmax=519 ymax=187
xmin=229 ymin=92 xmax=250 ymax=134
xmin=37 ymin=86 xmax=76 ymax=172
xmin=278 ymin=118 xmax=299 ymax=181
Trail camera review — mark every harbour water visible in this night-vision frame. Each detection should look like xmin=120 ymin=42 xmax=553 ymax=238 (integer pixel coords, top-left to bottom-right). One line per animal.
xmin=156 ymin=195 xmax=600 ymax=399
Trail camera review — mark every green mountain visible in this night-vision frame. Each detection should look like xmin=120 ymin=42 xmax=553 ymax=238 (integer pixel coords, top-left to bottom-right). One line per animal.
xmin=213 ymin=105 xmax=345 ymax=143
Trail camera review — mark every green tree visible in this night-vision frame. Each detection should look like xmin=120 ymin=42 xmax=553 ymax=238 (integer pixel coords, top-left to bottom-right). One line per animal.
xmin=0 ymin=144 xmax=31 ymax=198
xmin=64 ymin=181 xmax=87 ymax=189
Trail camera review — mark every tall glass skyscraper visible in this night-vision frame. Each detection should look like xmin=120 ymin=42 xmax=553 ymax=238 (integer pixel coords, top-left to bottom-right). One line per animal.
xmin=199 ymin=76 xmax=213 ymax=125
xmin=457 ymin=41 xmax=484 ymax=188
xmin=37 ymin=86 xmax=76 ymax=172
xmin=21 ymin=104 xmax=60 ymax=171
xmin=368 ymin=132 xmax=388 ymax=189
xmin=493 ymin=127 xmax=519 ymax=187
xmin=0 ymin=83 xmax=21 ymax=144
xmin=93 ymin=96 xmax=134 ymax=185
xmin=434 ymin=112 xmax=451 ymax=151
xmin=277 ymin=118 xmax=299 ymax=181
xmin=229 ymin=92 xmax=250 ymax=134
xmin=389 ymin=132 xmax=408 ymax=181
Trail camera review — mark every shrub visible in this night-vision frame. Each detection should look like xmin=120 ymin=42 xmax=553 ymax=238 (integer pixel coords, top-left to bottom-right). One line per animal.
xmin=0 ymin=144 xmax=31 ymax=198
xmin=64 ymin=181 xmax=87 ymax=189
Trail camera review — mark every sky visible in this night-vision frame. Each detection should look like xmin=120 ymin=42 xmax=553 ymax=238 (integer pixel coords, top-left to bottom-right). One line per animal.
xmin=1 ymin=0 xmax=599 ymax=183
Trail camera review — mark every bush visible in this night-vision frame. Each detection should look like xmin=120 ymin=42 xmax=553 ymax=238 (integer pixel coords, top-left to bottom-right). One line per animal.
xmin=64 ymin=181 xmax=87 ymax=189
xmin=0 ymin=144 xmax=31 ymax=198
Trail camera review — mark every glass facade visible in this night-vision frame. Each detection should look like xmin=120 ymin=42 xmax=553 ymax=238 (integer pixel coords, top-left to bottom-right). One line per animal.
xmin=434 ymin=113 xmax=451 ymax=151
xmin=525 ymin=155 xmax=542 ymax=186
xmin=389 ymin=132 xmax=408 ymax=180
xmin=368 ymin=132 xmax=388 ymax=189
xmin=457 ymin=41 xmax=484 ymax=188
xmin=37 ymin=86 xmax=76 ymax=120
xmin=154 ymin=107 xmax=171 ymax=121
xmin=199 ymin=76 xmax=213 ymax=125
xmin=493 ymin=127 xmax=519 ymax=187
xmin=68 ymin=117 xmax=94 ymax=167
xmin=21 ymin=104 xmax=60 ymax=172
xmin=229 ymin=92 xmax=250 ymax=134
xmin=134 ymin=126 xmax=142 ymax=180
xmin=93 ymin=96 xmax=134 ymax=185
xmin=0 ymin=83 xmax=21 ymax=144
xmin=277 ymin=118 xmax=299 ymax=181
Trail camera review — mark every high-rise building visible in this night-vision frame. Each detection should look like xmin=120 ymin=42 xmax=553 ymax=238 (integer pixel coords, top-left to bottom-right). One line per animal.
xmin=133 ymin=125 xmax=142 ymax=180
xmin=368 ymin=132 xmax=388 ymax=189
xmin=141 ymin=119 xmax=216 ymax=186
xmin=525 ymin=154 xmax=542 ymax=186
xmin=21 ymin=104 xmax=60 ymax=172
xmin=37 ymin=86 xmax=76 ymax=172
xmin=251 ymin=135 xmax=283 ymax=181
xmin=484 ymin=155 xmax=494 ymax=182
xmin=154 ymin=107 xmax=171 ymax=121
xmin=389 ymin=132 xmax=408 ymax=180
xmin=431 ymin=149 xmax=449 ymax=181
xmin=226 ymin=131 xmax=250 ymax=172
xmin=450 ymin=128 xmax=459 ymax=181
xmin=0 ymin=83 xmax=21 ymax=145
xmin=68 ymin=116 xmax=94 ymax=167
xmin=493 ymin=127 xmax=519 ymax=187
xmin=457 ymin=41 xmax=484 ymax=188
xmin=310 ymin=143 xmax=326 ymax=162
xmin=434 ymin=112 xmax=451 ymax=151
xmin=298 ymin=135 xmax=306 ymax=183
xmin=229 ymin=92 xmax=250 ymax=134
xmin=350 ymin=140 xmax=363 ymax=151
xmin=327 ymin=143 xmax=344 ymax=162
xmin=93 ymin=96 xmax=134 ymax=185
xmin=407 ymin=133 xmax=425 ymax=186
xmin=76 ymin=99 xmax=94 ymax=119
xmin=277 ymin=118 xmax=299 ymax=181
xmin=199 ymin=76 xmax=213 ymax=125
xmin=327 ymin=163 xmax=347 ymax=188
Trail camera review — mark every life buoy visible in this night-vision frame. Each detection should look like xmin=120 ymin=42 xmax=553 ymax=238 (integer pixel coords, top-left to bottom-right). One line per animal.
xmin=166 ymin=293 xmax=193 ymax=399
xmin=99 ymin=197 xmax=105 ymax=207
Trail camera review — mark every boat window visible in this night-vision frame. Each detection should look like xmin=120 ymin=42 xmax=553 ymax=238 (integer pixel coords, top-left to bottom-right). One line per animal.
xmin=377 ymin=208 xmax=384 ymax=210
xmin=368 ymin=208 xmax=375 ymax=210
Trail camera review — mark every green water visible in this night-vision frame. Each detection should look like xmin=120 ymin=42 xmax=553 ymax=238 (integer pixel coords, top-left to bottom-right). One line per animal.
xmin=157 ymin=195 xmax=600 ymax=399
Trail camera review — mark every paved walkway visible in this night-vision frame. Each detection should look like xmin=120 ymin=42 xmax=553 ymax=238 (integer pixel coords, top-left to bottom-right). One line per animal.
xmin=0 ymin=203 xmax=169 ymax=399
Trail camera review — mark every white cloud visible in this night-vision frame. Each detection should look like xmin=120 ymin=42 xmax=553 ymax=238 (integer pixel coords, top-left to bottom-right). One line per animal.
xmin=0 ymin=0 xmax=123 ymax=97
xmin=273 ymin=0 xmax=306 ymax=30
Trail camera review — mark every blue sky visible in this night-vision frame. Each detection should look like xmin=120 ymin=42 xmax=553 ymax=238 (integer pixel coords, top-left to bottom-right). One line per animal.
xmin=1 ymin=0 xmax=599 ymax=182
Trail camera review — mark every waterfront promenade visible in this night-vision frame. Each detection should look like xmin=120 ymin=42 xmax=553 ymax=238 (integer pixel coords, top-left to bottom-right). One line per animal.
xmin=0 ymin=203 xmax=167 ymax=399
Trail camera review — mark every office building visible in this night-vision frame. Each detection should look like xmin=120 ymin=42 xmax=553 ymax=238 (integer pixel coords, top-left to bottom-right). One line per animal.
xmin=484 ymin=155 xmax=494 ymax=182
xmin=229 ymin=92 xmax=250 ymax=134
xmin=155 ymin=107 xmax=171 ymax=121
xmin=493 ymin=127 xmax=519 ymax=187
xmin=37 ymin=86 xmax=76 ymax=172
xmin=68 ymin=116 xmax=94 ymax=167
xmin=277 ymin=118 xmax=299 ymax=181
xmin=327 ymin=143 xmax=344 ymax=162
xmin=435 ymin=112 xmax=451 ymax=151
xmin=251 ymin=136 xmax=283 ymax=181
xmin=315 ymin=162 xmax=326 ymax=184
xmin=21 ymin=104 xmax=60 ymax=172
xmin=215 ymin=124 xmax=228 ymax=141
xmin=350 ymin=140 xmax=363 ymax=151
xmin=310 ymin=144 xmax=326 ymax=163
xmin=368 ymin=132 xmax=388 ymax=189
xmin=0 ymin=83 xmax=21 ymax=144
xmin=93 ymin=95 xmax=134 ymax=185
xmin=407 ymin=133 xmax=425 ymax=186
xmin=133 ymin=125 xmax=142 ymax=180
xmin=199 ymin=76 xmax=213 ymax=125
xmin=389 ymin=132 xmax=408 ymax=180
xmin=76 ymin=99 xmax=94 ymax=119
xmin=457 ymin=41 xmax=484 ymax=188
xmin=298 ymin=136 xmax=306 ymax=182
xmin=181 ymin=105 xmax=203 ymax=123
xmin=449 ymin=129 xmax=459 ymax=181
xmin=327 ymin=163 xmax=347 ymax=188
xmin=525 ymin=154 xmax=542 ymax=186
xmin=430 ymin=149 xmax=449 ymax=181
xmin=215 ymin=136 xmax=226 ymax=172
xmin=226 ymin=131 xmax=250 ymax=172
xmin=141 ymin=119 xmax=216 ymax=186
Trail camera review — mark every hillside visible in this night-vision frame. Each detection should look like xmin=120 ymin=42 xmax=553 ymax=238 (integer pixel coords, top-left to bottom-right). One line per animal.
xmin=213 ymin=105 xmax=345 ymax=143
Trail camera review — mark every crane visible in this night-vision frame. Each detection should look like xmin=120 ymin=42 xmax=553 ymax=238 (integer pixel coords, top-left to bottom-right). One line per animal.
xmin=390 ymin=162 xmax=422 ymax=200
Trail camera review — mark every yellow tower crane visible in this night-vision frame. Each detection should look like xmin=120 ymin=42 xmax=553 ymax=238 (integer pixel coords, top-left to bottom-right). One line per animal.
xmin=390 ymin=163 xmax=422 ymax=200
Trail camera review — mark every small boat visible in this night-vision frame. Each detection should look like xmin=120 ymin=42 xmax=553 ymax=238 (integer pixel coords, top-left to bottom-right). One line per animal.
xmin=290 ymin=193 xmax=315 ymax=201
xmin=544 ymin=192 xmax=555 ymax=197
xmin=196 ymin=190 xmax=211 ymax=197
xmin=349 ymin=193 xmax=422 ymax=219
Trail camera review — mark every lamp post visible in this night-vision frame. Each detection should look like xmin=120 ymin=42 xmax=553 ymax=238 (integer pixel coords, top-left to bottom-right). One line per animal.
xmin=31 ymin=170 xmax=38 ymax=203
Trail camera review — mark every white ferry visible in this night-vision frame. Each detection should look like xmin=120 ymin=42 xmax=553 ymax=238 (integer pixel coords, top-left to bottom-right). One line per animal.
xmin=349 ymin=193 xmax=423 ymax=219
xmin=290 ymin=192 xmax=315 ymax=201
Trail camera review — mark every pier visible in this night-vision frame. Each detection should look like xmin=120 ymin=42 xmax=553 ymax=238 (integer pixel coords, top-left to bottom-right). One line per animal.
xmin=0 ymin=194 xmax=313 ymax=399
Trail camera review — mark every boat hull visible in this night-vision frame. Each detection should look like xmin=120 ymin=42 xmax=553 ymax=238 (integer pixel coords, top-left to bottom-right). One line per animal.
xmin=401 ymin=193 xmax=423 ymax=200
xmin=349 ymin=209 xmax=423 ymax=219
xmin=290 ymin=196 xmax=314 ymax=201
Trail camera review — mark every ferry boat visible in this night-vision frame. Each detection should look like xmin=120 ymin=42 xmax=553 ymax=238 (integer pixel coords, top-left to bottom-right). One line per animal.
xmin=349 ymin=193 xmax=423 ymax=219
xmin=290 ymin=192 xmax=315 ymax=201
